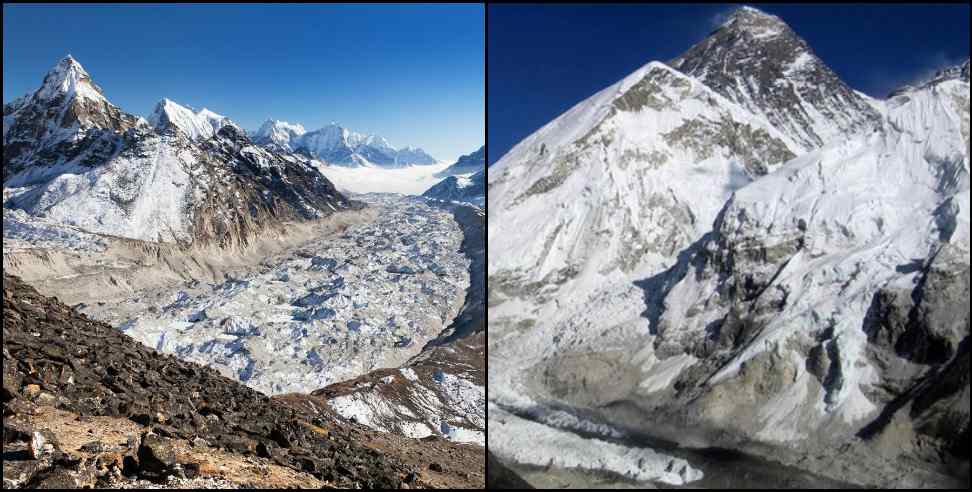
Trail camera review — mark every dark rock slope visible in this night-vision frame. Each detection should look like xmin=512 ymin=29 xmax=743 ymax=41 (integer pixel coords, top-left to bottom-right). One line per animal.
xmin=1 ymin=274 xmax=409 ymax=488
xmin=670 ymin=6 xmax=881 ymax=150
xmin=487 ymin=452 xmax=533 ymax=489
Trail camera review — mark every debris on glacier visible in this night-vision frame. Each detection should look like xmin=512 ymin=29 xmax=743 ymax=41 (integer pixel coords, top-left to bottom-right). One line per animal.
xmin=84 ymin=194 xmax=470 ymax=395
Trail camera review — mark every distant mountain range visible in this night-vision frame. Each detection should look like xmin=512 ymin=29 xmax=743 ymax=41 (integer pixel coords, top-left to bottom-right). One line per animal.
xmin=251 ymin=119 xmax=437 ymax=168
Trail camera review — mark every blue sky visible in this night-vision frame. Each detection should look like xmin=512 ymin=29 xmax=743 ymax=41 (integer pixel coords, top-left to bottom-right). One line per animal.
xmin=488 ymin=3 xmax=970 ymax=164
xmin=3 ymin=3 xmax=484 ymax=162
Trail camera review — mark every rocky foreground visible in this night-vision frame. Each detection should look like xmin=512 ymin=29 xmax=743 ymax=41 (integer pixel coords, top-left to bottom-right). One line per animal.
xmin=1 ymin=274 xmax=482 ymax=488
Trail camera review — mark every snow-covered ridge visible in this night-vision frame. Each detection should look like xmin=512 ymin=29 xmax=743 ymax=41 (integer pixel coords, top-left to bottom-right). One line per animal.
xmin=890 ymin=58 xmax=972 ymax=97
xmin=437 ymin=145 xmax=485 ymax=177
xmin=148 ymin=98 xmax=232 ymax=141
xmin=488 ymin=60 xmax=799 ymax=291
xmin=423 ymin=169 xmax=484 ymax=209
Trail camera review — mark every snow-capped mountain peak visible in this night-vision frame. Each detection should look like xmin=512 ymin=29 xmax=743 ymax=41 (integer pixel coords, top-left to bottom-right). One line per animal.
xmin=671 ymin=7 xmax=882 ymax=150
xmin=33 ymin=55 xmax=106 ymax=103
xmin=148 ymin=98 xmax=231 ymax=140
xmin=3 ymin=55 xmax=144 ymax=181
xmin=721 ymin=5 xmax=788 ymax=38
xmin=252 ymin=119 xmax=307 ymax=151
xmin=488 ymin=57 xmax=802 ymax=295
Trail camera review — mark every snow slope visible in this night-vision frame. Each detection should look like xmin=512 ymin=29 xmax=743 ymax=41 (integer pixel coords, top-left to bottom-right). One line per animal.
xmin=488 ymin=60 xmax=799 ymax=306
xmin=653 ymin=75 xmax=969 ymax=440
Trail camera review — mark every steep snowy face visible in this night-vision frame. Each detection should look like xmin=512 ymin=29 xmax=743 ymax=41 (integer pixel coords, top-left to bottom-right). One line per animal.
xmin=251 ymin=119 xmax=307 ymax=151
xmin=437 ymin=146 xmax=486 ymax=177
xmin=148 ymin=98 xmax=232 ymax=141
xmin=297 ymin=123 xmax=367 ymax=165
xmin=33 ymin=55 xmax=106 ymax=104
xmin=488 ymin=61 xmax=799 ymax=309
xmin=670 ymin=7 xmax=882 ymax=151
xmin=3 ymin=56 xmax=145 ymax=181
xmin=645 ymin=71 xmax=969 ymax=445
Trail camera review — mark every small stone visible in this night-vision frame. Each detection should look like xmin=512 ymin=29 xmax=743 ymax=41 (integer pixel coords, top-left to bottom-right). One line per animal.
xmin=428 ymin=462 xmax=443 ymax=473
xmin=35 ymin=392 xmax=57 ymax=406
xmin=80 ymin=441 xmax=106 ymax=453
xmin=23 ymin=384 xmax=41 ymax=400
xmin=405 ymin=471 xmax=419 ymax=484
xmin=182 ymin=462 xmax=201 ymax=479
xmin=30 ymin=430 xmax=57 ymax=459
xmin=256 ymin=441 xmax=272 ymax=458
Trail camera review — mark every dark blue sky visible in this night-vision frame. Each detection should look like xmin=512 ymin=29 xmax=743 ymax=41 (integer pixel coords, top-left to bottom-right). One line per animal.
xmin=3 ymin=4 xmax=484 ymax=162
xmin=488 ymin=3 xmax=970 ymax=164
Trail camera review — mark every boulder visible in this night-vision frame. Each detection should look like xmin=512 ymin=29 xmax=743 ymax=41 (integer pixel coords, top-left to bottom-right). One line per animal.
xmin=30 ymin=430 xmax=58 ymax=459
xmin=137 ymin=434 xmax=177 ymax=476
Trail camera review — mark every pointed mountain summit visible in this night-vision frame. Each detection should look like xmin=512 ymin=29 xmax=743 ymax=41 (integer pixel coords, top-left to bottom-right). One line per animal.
xmin=34 ymin=55 xmax=105 ymax=102
xmin=671 ymin=6 xmax=882 ymax=150
xmin=3 ymin=55 xmax=144 ymax=181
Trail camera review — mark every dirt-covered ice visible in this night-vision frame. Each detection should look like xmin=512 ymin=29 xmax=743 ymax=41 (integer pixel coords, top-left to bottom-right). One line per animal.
xmin=79 ymin=194 xmax=470 ymax=395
